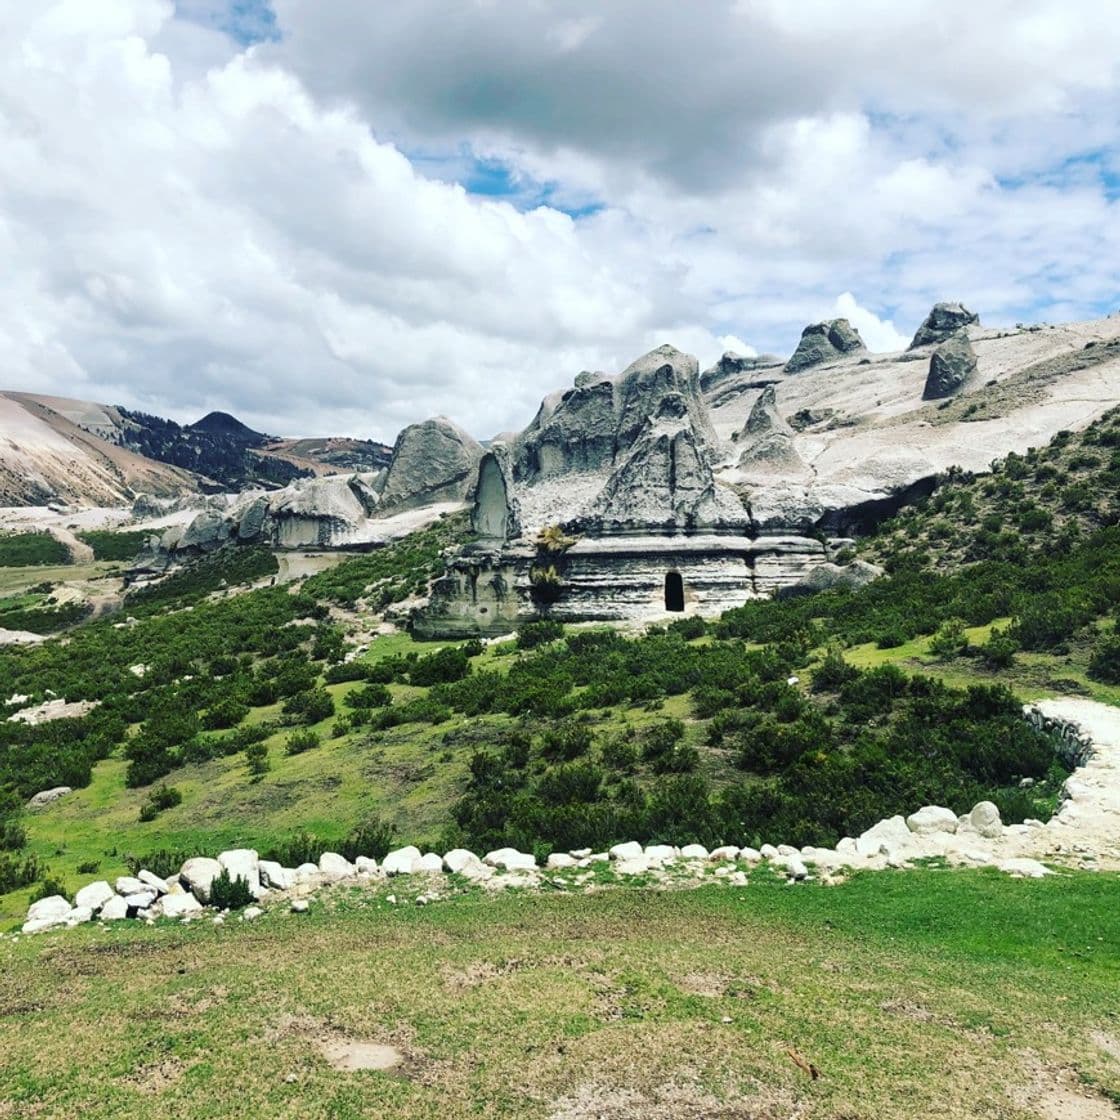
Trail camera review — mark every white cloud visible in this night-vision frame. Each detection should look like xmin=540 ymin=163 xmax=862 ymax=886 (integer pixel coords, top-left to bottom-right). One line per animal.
xmin=0 ymin=0 xmax=1117 ymax=445
xmin=833 ymin=294 xmax=909 ymax=354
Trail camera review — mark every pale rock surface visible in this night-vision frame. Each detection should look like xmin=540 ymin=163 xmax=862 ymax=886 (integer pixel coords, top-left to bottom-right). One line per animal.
xmin=968 ymin=801 xmax=1003 ymax=838
xmin=906 ymin=806 xmax=959 ymax=835
xmin=609 ymin=841 xmax=643 ymax=861
xmin=418 ymin=853 xmax=444 ymax=874
xmin=137 ymin=870 xmax=168 ymax=895
xmin=27 ymin=895 xmax=71 ymax=926
xmin=27 ymin=786 xmax=72 ymax=809
xmin=483 ymin=848 xmax=536 ymax=871
xmin=161 ymin=892 xmax=203 ymax=919
xmin=382 ymin=846 xmax=423 ymax=875
xmin=998 ymin=858 xmax=1051 ymax=878
xmin=317 ymin=852 xmax=354 ymax=882
xmin=443 ymin=849 xmax=484 ymax=874
xmin=66 ymin=906 xmax=93 ymax=926
xmin=856 ymin=816 xmax=914 ymax=858
xmin=218 ymin=849 xmax=261 ymax=893
xmin=75 ymin=881 xmax=114 ymax=912
xmin=115 ymin=875 xmax=146 ymax=896
xmin=100 ymin=895 xmax=129 ymax=921
xmin=547 ymin=853 xmax=578 ymax=869
xmin=379 ymin=417 xmax=483 ymax=511
xmin=259 ymin=860 xmax=294 ymax=890
xmin=644 ymin=844 xmax=677 ymax=863
xmin=179 ymin=857 xmax=223 ymax=903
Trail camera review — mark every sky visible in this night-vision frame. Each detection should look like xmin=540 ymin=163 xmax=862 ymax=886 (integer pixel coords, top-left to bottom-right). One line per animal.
xmin=1 ymin=1 xmax=1118 ymax=442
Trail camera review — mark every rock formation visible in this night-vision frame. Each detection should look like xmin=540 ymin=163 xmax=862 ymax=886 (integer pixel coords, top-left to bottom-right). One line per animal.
xmin=922 ymin=331 xmax=979 ymax=400
xmin=784 ymin=319 xmax=866 ymax=373
xmin=909 ymin=301 xmax=979 ymax=349
xmin=379 ymin=417 xmax=483 ymax=511
xmin=736 ymin=385 xmax=807 ymax=476
xmin=699 ymin=351 xmax=783 ymax=394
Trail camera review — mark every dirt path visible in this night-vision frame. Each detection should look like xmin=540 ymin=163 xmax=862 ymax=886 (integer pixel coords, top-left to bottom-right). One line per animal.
xmin=46 ymin=525 xmax=94 ymax=564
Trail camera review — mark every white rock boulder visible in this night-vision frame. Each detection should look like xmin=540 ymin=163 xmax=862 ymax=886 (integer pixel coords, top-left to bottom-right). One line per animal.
xmin=114 ymin=875 xmax=147 ymax=896
xmin=443 ymin=849 xmax=484 ymax=874
xmin=906 ymin=806 xmax=958 ymax=835
xmin=137 ymin=870 xmax=169 ymax=895
xmin=418 ymin=852 xmax=444 ymax=874
xmin=856 ymin=816 xmax=914 ymax=858
xmin=74 ymin=881 xmax=115 ymax=912
xmin=100 ymin=895 xmax=129 ymax=921
xmin=180 ymin=857 xmax=223 ymax=903
xmin=968 ymin=801 xmax=1003 ymax=839
xmin=26 ymin=895 xmax=71 ymax=927
xmin=483 ymin=848 xmax=537 ymax=872
xmin=609 ymin=841 xmax=643 ymax=861
xmin=546 ymin=852 xmax=577 ymax=869
xmin=161 ymin=892 xmax=204 ymax=919
xmin=382 ymin=846 xmax=423 ymax=875
xmin=218 ymin=849 xmax=262 ymax=894
xmin=259 ymin=860 xmax=294 ymax=890
xmin=318 ymin=852 xmax=355 ymax=882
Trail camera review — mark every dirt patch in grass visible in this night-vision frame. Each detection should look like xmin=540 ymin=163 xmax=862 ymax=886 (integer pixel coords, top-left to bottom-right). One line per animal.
xmin=124 ymin=1057 xmax=186 ymax=1095
xmin=548 ymin=1081 xmax=797 ymax=1120
xmin=440 ymin=957 xmax=528 ymax=992
xmin=270 ymin=1013 xmax=412 ymax=1076
xmin=1013 ymin=1057 xmax=1120 ymax=1120
xmin=1092 ymin=1032 xmax=1120 ymax=1067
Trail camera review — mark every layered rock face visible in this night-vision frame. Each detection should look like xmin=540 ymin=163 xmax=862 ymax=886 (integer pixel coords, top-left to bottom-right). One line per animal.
xmin=784 ymin=319 xmax=866 ymax=373
xmin=736 ymin=385 xmax=808 ymax=477
xmin=909 ymin=302 xmax=979 ymax=349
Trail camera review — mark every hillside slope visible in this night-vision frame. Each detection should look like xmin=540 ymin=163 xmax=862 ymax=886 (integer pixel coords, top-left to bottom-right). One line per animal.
xmin=0 ymin=394 xmax=393 ymax=507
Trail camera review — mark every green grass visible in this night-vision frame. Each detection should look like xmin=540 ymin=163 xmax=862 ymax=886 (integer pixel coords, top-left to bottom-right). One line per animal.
xmin=0 ymin=868 xmax=1117 ymax=1118
xmin=77 ymin=530 xmax=151 ymax=562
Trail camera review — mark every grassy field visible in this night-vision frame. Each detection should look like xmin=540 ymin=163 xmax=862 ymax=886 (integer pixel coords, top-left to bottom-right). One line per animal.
xmin=843 ymin=619 xmax=1120 ymax=708
xmin=7 ymin=632 xmax=706 ymax=923
xmin=0 ymin=867 xmax=1117 ymax=1118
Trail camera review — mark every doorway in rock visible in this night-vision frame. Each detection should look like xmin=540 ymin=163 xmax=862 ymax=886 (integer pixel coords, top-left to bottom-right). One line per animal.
xmin=664 ymin=571 xmax=684 ymax=612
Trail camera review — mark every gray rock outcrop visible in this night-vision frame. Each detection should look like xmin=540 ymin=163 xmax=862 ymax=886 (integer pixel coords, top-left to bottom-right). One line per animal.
xmin=471 ymin=448 xmax=521 ymax=542
xmin=736 ymin=386 xmax=807 ymax=476
xmin=785 ymin=319 xmax=866 ymax=373
xmin=909 ymin=302 xmax=979 ymax=349
xmin=699 ymin=351 xmax=783 ymax=394
xmin=922 ymin=331 xmax=978 ymax=400
xmin=379 ymin=417 xmax=483 ymax=511
xmin=586 ymin=393 xmax=745 ymax=529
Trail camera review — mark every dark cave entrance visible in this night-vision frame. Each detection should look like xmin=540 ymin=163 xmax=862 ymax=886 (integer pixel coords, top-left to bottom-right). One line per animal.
xmin=664 ymin=570 xmax=684 ymax=612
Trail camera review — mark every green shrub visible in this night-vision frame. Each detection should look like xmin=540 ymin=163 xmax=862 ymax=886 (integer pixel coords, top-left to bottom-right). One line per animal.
xmin=1088 ymin=636 xmax=1120 ymax=684
xmin=139 ymin=784 xmax=182 ymax=822
xmin=245 ymin=742 xmax=270 ymax=779
xmin=0 ymin=533 xmax=70 ymax=567
xmin=77 ymin=530 xmax=151 ymax=562
xmin=339 ymin=817 xmax=395 ymax=862
xmin=343 ymin=683 xmax=392 ymax=709
xmin=516 ymin=620 xmax=564 ymax=649
xmin=285 ymin=729 xmax=321 ymax=755
xmin=208 ymin=867 xmax=255 ymax=910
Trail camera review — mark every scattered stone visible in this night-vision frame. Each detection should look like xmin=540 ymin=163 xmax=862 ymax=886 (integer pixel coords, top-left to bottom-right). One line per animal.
xmin=418 ymin=852 xmax=444 ymax=874
xmin=483 ymin=848 xmax=537 ymax=871
xmin=353 ymin=856 xmax=379 ymax=876
xmin=998 ymin=858 xmax=1051 ymax=879
xmin=66 ymin=906 xmax=93 ymax=926
xmin=443 ymin=849 xmax=484 ymax=874
xmin=26 ymin=895 xmax=71 ymax=928
xmin=738 ymin=847 xmax=762 ymax=863
xmin=137 ymin=870 xmax=169 ymax=895
xmin=115 ymin=875 xmax=147 ymax=896
xmin=243 ymin=906 xmax=263 ymax=921
xmin=290 ymin=899 xmax=309 ymax=914
xmin=547 ymin=853 xmax=578 ymax=870
xmin=644 ymin=845 xmax=677 ymax=863
xmin=219 ymin=849 xmax=262 ymax=894
xmin=609 ymin=841 xmax=643 ymax=861
xmin=707 ymin=846 xmax=738 ymax=862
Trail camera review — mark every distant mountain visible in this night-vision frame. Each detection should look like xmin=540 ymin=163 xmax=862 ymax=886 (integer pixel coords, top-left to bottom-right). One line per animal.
xmin=0 ymin=393 xmax=393 ymax=508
